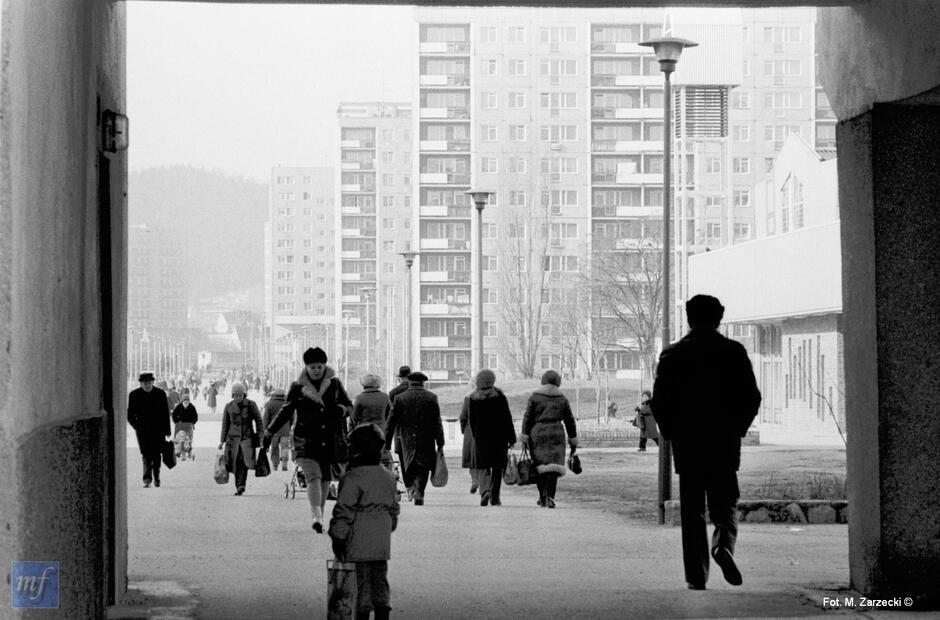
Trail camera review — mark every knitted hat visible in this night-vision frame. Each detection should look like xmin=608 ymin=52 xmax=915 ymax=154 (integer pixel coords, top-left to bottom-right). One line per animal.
xmin=540 ymin=369 xmax=562 ymax=387
xmin=303 ymin=346 xmax=328 ymax=364
xmin=231 ymin=382 xmax=246 ymax=395
xmin=475 ymin=369 xmax=496 ymax=390
xmin=360 ymin=374 xmax=381 ymax=389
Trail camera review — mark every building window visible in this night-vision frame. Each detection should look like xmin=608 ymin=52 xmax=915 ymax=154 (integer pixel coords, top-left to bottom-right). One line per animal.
xmin=480 ymin=26 xmax=497 ymax=43
xmin=382 ymin=173 xmax=394 ymax=185
xmin=742 ymin=59 xmax=750 ymax=78
xmin=509 ymin=125 xmax=527 ymax=141
xmin=508 ymin=59 xmax=526 ymax=76
xmin=734 ymin=222 xmax=751 ymax=240
xmin=764 ymin=91 xmax=804 ymax=109
xmin=706 ymin=158 xmax=721 ymax=174
xmin=482 ymin=58 xmax=498 ymax=76
xmin=383 ymin=196 xmax=395 ymax=208
xmin=507 ymin=26 xmax=526 ymax=43
xmin=481 ymin=92 xmax=498 ymax=109
xmin=482 ymin=157 xmax=498 ymax=174
xmin=483 ymin=255 xmax=498 ymax=271
xmin=733 ymin=125 xmax=750 ymax=141
xmin=705 ymin=222 xmax=722 ymax=240
xmin=509 ymin=158 xmax=526 ymax=174
xmin=540 ymin=125 xmax=578 ymax=141
xmin=733 ymin=92 xmax=751 ymax=109
xmin=481 ymin=125 xmax=498 ymax=142
xmin=483 ymin=288 xmax=498 ymax=304
xmin=733 ymin=157 xmax=751 ymax=174
xmin=508 ymin=92 xmax=527 ymax=109
xmin=508 ymin=189 xmax=527 ymax=205
xmin=382 ymin=218 xmax=395 ymax=229
xmin=484 ymin=321 xmax=498 ymax=337
xmin=484 ymin=354 xmax=499 ymax=370
xmin=733 ymin=189 xmax=750 ymax=208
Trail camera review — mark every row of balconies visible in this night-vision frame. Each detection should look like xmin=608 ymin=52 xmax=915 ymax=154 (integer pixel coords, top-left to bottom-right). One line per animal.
xmin=591 ymin=206 xmax=663 ymax=218
xmin=590 ymin=41 xmax=647 ymax=54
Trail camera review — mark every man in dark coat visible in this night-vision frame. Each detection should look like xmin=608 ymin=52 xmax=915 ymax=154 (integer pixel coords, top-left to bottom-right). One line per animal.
xmin=650 ymin=294 xmax=762 ymax=590
xmin=127 ymin=371 xmax=171 ymax=488
xmin=463 ymin=369 xmax=516 ymax=506
xmin=387 ymin=365 xmax=411 ymax=471
xmin=384 ymin=371 xmax=444 ymax=505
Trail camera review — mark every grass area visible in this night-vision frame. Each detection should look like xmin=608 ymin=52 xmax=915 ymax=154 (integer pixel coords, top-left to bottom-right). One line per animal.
xmin=551 ymin=446 xmax=847 ymax=523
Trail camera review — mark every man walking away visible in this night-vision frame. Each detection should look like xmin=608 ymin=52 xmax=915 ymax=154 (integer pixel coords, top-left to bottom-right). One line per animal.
xmin=128 ymin=371 xmax=171 ymax=488
xmin=384 ymin=372 xmax=444 ymax=506
xmin=650 ymin=294 xmax=761 ymax=590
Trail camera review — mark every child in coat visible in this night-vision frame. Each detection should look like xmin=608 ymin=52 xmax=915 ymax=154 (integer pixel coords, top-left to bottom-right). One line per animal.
xmin=329 ymin=424 xmax=400 ymax=620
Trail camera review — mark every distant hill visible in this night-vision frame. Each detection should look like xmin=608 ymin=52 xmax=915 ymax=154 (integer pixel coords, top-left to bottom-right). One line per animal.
xmin=129 ymin=166 xmax=267 ymax=310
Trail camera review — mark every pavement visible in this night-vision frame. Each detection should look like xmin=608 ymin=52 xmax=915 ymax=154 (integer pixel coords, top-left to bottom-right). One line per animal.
xmin=113 ymin=426 xmax=927 ymax=619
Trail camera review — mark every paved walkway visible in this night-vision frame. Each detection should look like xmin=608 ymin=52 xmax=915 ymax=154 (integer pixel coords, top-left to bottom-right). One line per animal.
xmin=114 ymin=440 xmax=920 ymax=619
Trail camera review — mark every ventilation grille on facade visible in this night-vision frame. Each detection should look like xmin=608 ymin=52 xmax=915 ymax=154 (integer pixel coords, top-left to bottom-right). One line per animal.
xmin=675 ymin=86 xmax=729 ymax=138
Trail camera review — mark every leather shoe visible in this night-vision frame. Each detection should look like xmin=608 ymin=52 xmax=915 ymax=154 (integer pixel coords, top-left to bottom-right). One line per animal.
xmin=480 ymin=491 xmax=491 ymax=506
xmin=712 ymin=547 xmax=742 ymax=586
xmin=469 ymin=482 xmax=478 ymax=494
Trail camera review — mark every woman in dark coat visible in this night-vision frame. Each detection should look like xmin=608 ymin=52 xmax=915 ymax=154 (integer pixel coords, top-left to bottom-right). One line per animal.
xmin=171 ymin=391 xmax=198 ymax=461
xmin=264 ymin=346 xmax=352 ymax=532
xmin=459 ymin=401 xmax=479 ymax=494
xmin=634 ymin=390 xmax=660 ymax=452
xmin=463 ymin=369 xmax=516 ymax=506
xmin=217 ymin=382 xmax=264 ymax=496
xmin=520 ymin=370 xmax=578 ymax=508
xmin=261 ymin=388 xmax=291 ymax=471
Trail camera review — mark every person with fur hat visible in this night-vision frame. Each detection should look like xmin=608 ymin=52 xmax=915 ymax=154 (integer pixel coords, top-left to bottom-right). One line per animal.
xmin=127 ymin=372 xmax=171 ymax=488
xmin=264 ymin=346 xmax=353 ymax=532
xmin=329 ymin=424 xmax=400 ymax=620
xmin=460 ymin=369 xmax=516 ymax=506
xmin=383 ymin=371 xmax=444 ymax=505
xmin=218 ymin=382 xmax=264 ymax=496
xmin=351 ymin=374 xmax=390 ymax=430
xmin=520 ymin=370 xmax=578 ymax=508
xmin=261 ymin=388 xmax=291 ymax=471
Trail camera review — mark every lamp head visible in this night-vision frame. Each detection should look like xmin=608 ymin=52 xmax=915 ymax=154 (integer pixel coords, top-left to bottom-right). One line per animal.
xmin=465 ymin=190 xmax=494 ymax=210
xmin=399 ymin=250 xmax=417 ymax=268
xmin=638 ymin=37 xmax=698 ymax=74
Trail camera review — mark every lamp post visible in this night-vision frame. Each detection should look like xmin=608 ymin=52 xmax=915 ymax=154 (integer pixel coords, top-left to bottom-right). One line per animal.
xmin=639 ymin=33 xmax=697 ymax=525
xmin=465 ymin=190 xmax=493 ymax=373
xmin=342 ymin=311 xmax=353 ymax=386
xmin=399 ymin=250 xmax=418 ymax=368
xmin=361 ymin=286 xmax=376 ymax=373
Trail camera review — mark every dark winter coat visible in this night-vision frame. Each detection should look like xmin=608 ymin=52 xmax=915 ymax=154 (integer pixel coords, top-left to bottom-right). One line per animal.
xmin=207 ymin=385 xmax=218 ymax=408
xmin=266 ymin=366 xmax=353 ymax=480
xmin=387 ymin=380 xmax=409 ymax=457
xmin=521 ymin=384 xmax=577 ymax=476
xmin=459 ymin=399 xmax=475 ymax=469
xmin=220 ymin=397 xmax=263 ymax=471
xmin=128 ymin=386 xmax=171 ymax=456
xmin=329 ymin=463 xmax=400 ymax=561
xmin=650 ymin=328 xmax=762 ymax=474
xmin=351 ymin=388 xmax=391 ymax=430
xmin=460 ymin=388 xmax=516 ymax=469
xmin=171 ymin=402 xmax=198 ymax=425
xmin=384 ymin=385 xmax=444 ymax=473
xmin=261 ymin=392 xmax=291 ymax=442
xmin=636 ymin=400 xmax=659 ymax=441
xmin=166 ymin=389 xmax=181 ymax=413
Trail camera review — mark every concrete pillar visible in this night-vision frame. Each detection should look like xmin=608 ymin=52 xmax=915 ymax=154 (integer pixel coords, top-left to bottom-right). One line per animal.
xmin=838 ymin=100 xmax=940 ymax=607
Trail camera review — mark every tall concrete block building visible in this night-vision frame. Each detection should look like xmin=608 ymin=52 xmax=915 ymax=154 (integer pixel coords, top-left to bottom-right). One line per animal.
xmin=336 ymin=103 xmax=413 ymax=385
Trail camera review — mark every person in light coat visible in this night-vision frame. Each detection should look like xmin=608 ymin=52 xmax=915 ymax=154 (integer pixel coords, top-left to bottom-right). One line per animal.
xmin=218 ymin=382 xmax=263 ymax=496
xmin=351 ymin=374 xmax=391 ymax=431
xmin=520 ymin=370 xmax=578 ymax=509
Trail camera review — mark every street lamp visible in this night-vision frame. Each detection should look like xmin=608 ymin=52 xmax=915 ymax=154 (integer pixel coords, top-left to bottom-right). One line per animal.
xmin=639 ymin=33 xmax=697 ymax=525
xmin=465 ymin=190 xmax=493 ymax=374
xmin=399 ymin=250 xmax=418 ymax=368
xmin=342 ymin=311 xmax=354 ymax=386
xmin=361 ymin=286 xmax=376 ymax=373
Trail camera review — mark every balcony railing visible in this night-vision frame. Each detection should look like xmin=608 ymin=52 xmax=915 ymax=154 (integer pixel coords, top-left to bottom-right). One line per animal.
xmin=419 ymin=107 xmax=470 ymax=120
xmin=419 ymin=172 xmax=471 ymax=185
xmin=420 ymin=237 xmax=470 ymax=251
xmin=419 ymin=74 xmax=470 ymax=87
xmin=419 ymin=40 xmax=471 ymax=54
xmin=419 ymin=205 xmax=472 ymax=218
xmin=419 ymin=139 xmax=471 ymax=152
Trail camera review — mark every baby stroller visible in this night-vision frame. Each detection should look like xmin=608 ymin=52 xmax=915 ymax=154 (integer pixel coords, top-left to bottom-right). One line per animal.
xmin=285 ymin=462 xmax=307 ymax=499
xmin=173 ymin=424 xmax=194 ymax=461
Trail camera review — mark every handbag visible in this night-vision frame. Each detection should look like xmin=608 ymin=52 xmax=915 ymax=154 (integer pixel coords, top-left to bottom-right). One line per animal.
xmin=213 ymin=451 xmax=229 ymax=484
xmin=430 ymin=448 xmax=448 ymax=487
xmin=255 ymin=448 xmax=271 ymax=477
xmin=161 ymin=440 xmax=177 ymax=469
xmin=516 ymin=446 xmax=538 ymax=486
xmin=567 ymin=450 xmax=582 ymax=475
xmin=327 ymin=559 xmax=358 ymax=620
xmin=503 ymin=451 xmax=519 ymax=485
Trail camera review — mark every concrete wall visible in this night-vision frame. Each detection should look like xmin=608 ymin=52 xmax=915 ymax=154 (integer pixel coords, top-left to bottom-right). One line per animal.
xmin=0 ymin=0 xmax=126 ymax=616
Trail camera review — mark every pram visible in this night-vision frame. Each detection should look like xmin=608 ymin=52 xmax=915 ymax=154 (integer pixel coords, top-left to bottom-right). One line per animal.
xmin=284 ymin=462 xmax=341 ymax=500
xmin=173 ymin=424 xmax=194 ymax=461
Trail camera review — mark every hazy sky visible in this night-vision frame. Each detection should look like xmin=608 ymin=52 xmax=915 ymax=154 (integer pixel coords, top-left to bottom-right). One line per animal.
xmin=127 ymin=3 xmax=415 ymax=183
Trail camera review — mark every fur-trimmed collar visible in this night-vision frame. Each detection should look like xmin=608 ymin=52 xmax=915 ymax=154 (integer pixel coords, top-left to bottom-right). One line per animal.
xmin=296 ymin=365 xmax=336 ymax=404
xmin=469 ymin=386 xmax=502 ymax=401
xmin=533 ymin=384 xmax=563 ymax=397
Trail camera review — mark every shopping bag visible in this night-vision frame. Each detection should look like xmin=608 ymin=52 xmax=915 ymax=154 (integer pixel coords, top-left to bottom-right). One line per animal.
xmin=516 ymin=446 xmax=538 ymax=486
xmin=327 ymin=559 xmax=358 ymax=620
xmin=567 ymin=450 xmax=582 ymax=475
xmin=255 ymin=448 xmax=271 ymax=477
xmin=214 ymin=451 xmax=229 ymax=484
xmin=430 ymin=448 xmax=448 ymax=487
xmin=161 ymin=440 xmax=177 ymax=469
xmin=503 ymin=451 xmax=519 ymax=485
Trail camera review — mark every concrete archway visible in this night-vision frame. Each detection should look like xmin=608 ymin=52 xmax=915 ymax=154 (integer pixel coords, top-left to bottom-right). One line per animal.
xmin=1 ymin=0 xmax=937 ymax=614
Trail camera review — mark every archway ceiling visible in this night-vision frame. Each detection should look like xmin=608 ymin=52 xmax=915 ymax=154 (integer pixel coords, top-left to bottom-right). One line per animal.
xmin=131 ymin=1 xmax=861 ymax=7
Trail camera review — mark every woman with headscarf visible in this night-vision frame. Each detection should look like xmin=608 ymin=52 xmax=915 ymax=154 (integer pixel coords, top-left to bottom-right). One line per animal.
xmin=171 ymin=390 xmax=198 ymax=461
xmin=217 ymin=382 xmax=264 ymax=496
xmin=461 ymin=369 xmax=516 ymax=506
xmin=264 ymin=346 xmax=352 ymax=532
xmin=520 ymin=370 xmax=578 ymax=508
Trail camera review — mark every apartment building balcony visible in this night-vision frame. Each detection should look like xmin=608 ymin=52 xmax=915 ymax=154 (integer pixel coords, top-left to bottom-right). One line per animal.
xmin=419 ymin=40 xmax=470 ymax=54
xmin=590 ymin=42 xmax=646 ymax=54
xmin=591 ymin=106 xmax=661 ymax=119
xmin=427 ymin=369 xmax=462 ymax=382
xmin=419 ymin=107 xmax=470 ymax=120
xmin=419 ymin=139 xmax=471 ymax=152
xmin=419 ymin=172 xmax=471 ymax=185
xmin=593 ymin=172 xmax=661 ymax=184
xmin=591 ymin=206 xmax=662 ymax=218
xmin=340 ymin=206 xmax=377 ymax=215
xmin=420 ymin=335 xmax=471 ymax=349
xmin=341 ymin=228 xmax=377 ymax=238
xmin=341 ymin=161 xmax=374 ymax=170
xmin=420 ymin=237 xmax=470 ymax=251
xmin=419 ymin=205 xmax=472 ymax=218
xmin=340 ymin=250 xmax=376 ymax=259
xmin=592 ymin=139 xmax=660 ymax=153
xmin=340 ymin=139 xmax=375 ymax=149
xmin=419 ymin=74 xmax=470 ymax=88
xmin=591 ymin=74 xmax=660 ymax=87
xmin=340 ymin=184 xmax=376 ymax=193
xmin=420 ymin=301 xmax=470 ymax=316
xmin=420 ymin=270 xmax=471 ymax=283
xmin=341 ymin=272 xmax=363 ymax=281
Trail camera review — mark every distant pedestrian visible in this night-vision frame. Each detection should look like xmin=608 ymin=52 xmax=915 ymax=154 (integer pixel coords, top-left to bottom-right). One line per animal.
xmin=127 ymin=372 xmax=171 ymax=488
xmin=264 ymin=346 xmax=353 ymax=532
xmin=207 ymin=383 xmax=218 ymax=415
xmin=166 ymin=381 xmax=181 ymax=413
xmin=218 ymin=382 xmax=264 ymax=496
xmin=261 ymin=388 xmax=291 ymax=471
xmin=171 ymin=390 xmax=198 ymax=460
xmin=520 ymin=370 xmax=578 ymax=509
xmin=351 ymin=374 xmax=390 ymax=430
xmin=650 ymin=294 xmax=762 ymax=590
xmin=460 ymin=369 xmax=516 ymax=506
xmin=383 ymin=371 xmax=444 ymax=506
xmin=633 ymin=390 xmax=659 ymax=452
xmin=329 ymin=424 xmax=399 ymax=620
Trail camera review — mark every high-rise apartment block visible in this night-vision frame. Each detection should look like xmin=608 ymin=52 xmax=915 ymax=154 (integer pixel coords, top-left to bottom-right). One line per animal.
xmin=128 ymin=223 xmax=186 ymax=333
xmin=336 ymin=103 xmax=413 ymax=384
xmin=265 ymin=166 xmax=336 ymax=371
